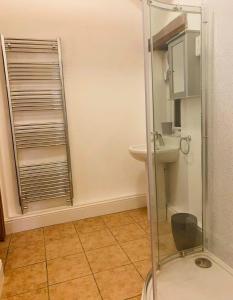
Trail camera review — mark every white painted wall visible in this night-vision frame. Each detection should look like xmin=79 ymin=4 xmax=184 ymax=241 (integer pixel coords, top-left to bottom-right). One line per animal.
xmin=0 ymin=0 xmax=147 ymax=220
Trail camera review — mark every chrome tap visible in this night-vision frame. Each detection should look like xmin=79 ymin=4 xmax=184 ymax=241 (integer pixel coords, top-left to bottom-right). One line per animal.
xmin=151 ymin=131 xmax=165 ymax=146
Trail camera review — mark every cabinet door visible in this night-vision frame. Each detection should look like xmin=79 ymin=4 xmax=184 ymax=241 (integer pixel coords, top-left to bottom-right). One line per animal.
xmin=169 ymin=35 xmax=186 ymax=99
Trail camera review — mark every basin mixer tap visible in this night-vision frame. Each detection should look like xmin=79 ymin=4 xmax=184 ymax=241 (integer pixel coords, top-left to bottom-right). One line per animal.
xmin=153 ymin=131 xmax=165 ymax=146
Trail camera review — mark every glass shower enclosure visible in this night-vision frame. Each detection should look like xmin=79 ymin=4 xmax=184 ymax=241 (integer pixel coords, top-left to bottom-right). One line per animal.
xmin=141 ymin=0 xmax=233 ymax=299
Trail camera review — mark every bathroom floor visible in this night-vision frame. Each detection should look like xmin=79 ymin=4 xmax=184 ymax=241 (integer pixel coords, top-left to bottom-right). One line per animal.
xmin=0 ymin=207 xmax=174 ymax=300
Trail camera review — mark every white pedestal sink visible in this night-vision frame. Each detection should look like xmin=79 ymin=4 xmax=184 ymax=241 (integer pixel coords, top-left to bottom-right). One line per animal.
xmin=129 ymin=136 xmax=180 ymax=221
xmin=128 ymin=136 xmax=180 ymax=163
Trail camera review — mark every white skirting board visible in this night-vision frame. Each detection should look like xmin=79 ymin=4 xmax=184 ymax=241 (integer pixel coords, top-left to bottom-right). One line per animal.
xmin=0 ymin=260 xmax=4 ymax=297
xmin=5 ymin=194 xmax=146 ymax=234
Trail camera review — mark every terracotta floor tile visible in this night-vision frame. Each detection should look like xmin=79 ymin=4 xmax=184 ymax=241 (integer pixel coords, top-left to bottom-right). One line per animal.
xmin=0 ymin=248 xmax=8 ymax=262
xmin=47 ymin=253 xmax=91 ymax=285
xmin=2 ymin=262 xmax=47 ymax=298
xmin=159 ymin=233 xmax=176 ymax=248
xmin=86 ymin=245 xmax=130 ymax=273
xmin=74 ymin=216 xmax=106 ymax=234
xmin=128 ymin=208 xmax=148 ymax=223
xmin=44 ymin=222 xmax=77 ymax=243
xmin=6 ymin=242 xmax=45 ymax=270
xmin=134 ymin=260 xmax=152 ymax=279
xmin=102 ymin=212 xmax=134 ymax=228
xmin=10 ymin=229 xmax=44 ymax=248
xmin=110 ymin=223 xmax=146 ymax=243
xmin=121 ymin=238 xmax=151 ymax=262
xmin=159 ymin=232 xmax=176 ymax=258
xmin=128 ymin=296 xmax=142 ymax=300
xmin=158 ymin=221 xmax=172 ymax=235
xmin=49 ymin=275 xmax=101 ymax=300
xmin=160 ymin=243 xmax=176 ymax=258
xmin=138 ymin=221 xmax=151 ymax=236
xmin=0 ymin=235 xmax=11 ymax=250
xmin=45 ymin=236 xmax=83 ymax=260
xmin=2 ymin=288 xmax=48 ymax=300
xmin=94 ymin=264 xmax=143 ymax=300
xmin=79 ymin=229 xmax=116 ymax=251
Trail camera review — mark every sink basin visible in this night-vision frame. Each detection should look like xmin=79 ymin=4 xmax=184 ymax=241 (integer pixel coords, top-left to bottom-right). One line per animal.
xmin=129 ymin=137 xmax=180 ymax=164
xmin=156 ymin=144 xmax=179 ymax=163
xmin=129 ymin=144 xmax=148 ymax=162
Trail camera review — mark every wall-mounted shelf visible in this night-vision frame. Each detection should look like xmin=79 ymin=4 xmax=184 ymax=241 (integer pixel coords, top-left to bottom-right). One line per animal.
xmin=153 ymin=14 xmax=187 ymax=51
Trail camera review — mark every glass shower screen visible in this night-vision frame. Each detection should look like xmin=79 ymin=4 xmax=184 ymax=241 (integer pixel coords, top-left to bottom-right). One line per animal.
xmin=143 ymin=1 xmax=205 ymax=299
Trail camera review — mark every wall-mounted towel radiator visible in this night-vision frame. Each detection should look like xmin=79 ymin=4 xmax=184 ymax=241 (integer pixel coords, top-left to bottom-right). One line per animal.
xmin=1 ymin=35 xmax=73 ymax=213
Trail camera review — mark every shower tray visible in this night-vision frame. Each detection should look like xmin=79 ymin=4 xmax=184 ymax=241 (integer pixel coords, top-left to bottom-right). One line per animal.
xmin=141 ymin=252 xmax=233 ymax=300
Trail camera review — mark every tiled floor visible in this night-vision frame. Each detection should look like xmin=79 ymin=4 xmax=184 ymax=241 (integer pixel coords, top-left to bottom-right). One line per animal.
xmin=0 ymin=208 xmax=153 ymax=300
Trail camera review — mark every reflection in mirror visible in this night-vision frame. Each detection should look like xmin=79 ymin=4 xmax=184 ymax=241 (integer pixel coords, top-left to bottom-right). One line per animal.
xmin=150 ymin=6 xmax=202 ymax=266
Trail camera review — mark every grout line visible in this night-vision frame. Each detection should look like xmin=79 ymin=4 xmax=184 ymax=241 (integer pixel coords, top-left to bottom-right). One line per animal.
xmin=1 ymin=210 xmax=148 ymax=299
xmin=109 ymin=218 xmax=151 ymax=283
xmin=43 ymin=227 xmax=50 ymax=300
xmin=1 ymin=287 xmax=49 ymax=299
xmin=91 ymin=261 xmax=133 ymax=276
xmin=74 ymin=223 xmax=104 ymax=300
xmin=132 ymin=260 xmax=151 ymax=281
xmin=111 ymin=234 xmax=145 ymax=297
xmin=3 ymin=234 xmax=12 ymax=271
xmin=124 ymin=294 xmax=142 ymax=300
xmin=4 ymin=259 xmax=46 ymax=272
xmin=47 ymin=272 xmax=94 ymax=287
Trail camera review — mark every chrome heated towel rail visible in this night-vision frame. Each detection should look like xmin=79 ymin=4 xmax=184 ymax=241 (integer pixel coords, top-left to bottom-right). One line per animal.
xmin=1 ymin=35 xmax=73 ymax=213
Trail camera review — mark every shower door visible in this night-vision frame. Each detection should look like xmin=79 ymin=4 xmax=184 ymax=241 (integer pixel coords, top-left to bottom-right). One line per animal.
xmin=143 ymin=0 xmax=207 ymax=299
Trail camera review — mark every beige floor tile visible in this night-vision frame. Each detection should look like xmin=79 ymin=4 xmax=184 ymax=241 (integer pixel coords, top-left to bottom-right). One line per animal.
xmin=44 ymin=222 xmax=76 ymax=243
xmin=128 ymin=208 xmax=148 ymax=223
xmin=47 ymin=253 xmax=91 ymax=285
xmin=94 ymin=264 xmax=143 ymax=300
xmin=2 ymin=262 xmax=47 ymax=298
xmin=79 ymin=229 xmax=116 ymax=251
xmin=2 ymin=288 xmax=48 ymax=300
xmin=134 ymin=260 xmax=152 ymax=279
xmin=121 ymin=238 xmax=151 ymax=262
xmin=74 ymin=216 xmax=106 ymax=234
xmin=6 ymin=242 xmax=45 ymax=270
xmin=0 ymin=235 xmax=11 ymax=250
xmin=102 ymin=212 xmax=134 ymax=228
xmin=86 ymin=245 xmax=130 ymax=273
xmin=49 ymin=275 xmax=101 ymax=300
xmin=110 ymin=223 xmax=146 ymax=243
xmin=10 ymin=229 xmax=44 ymax=248
xmin=45 ymin=236 xmax=83 ymax=260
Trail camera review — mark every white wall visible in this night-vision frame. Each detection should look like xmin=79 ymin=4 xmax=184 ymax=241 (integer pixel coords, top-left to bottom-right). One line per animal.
xmin=0 ymin=0 xmax=147 ymax=220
